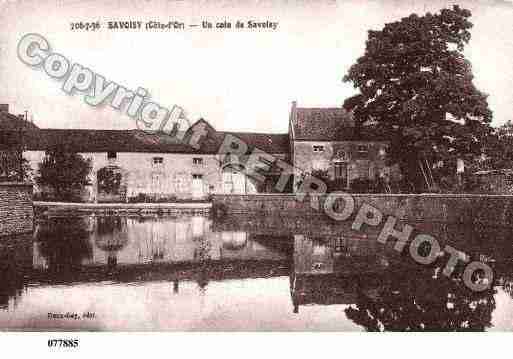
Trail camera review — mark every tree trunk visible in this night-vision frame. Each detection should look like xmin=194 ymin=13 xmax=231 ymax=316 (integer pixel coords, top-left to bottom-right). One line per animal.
xmin=399 ymin=151 xmax=426 ymax=193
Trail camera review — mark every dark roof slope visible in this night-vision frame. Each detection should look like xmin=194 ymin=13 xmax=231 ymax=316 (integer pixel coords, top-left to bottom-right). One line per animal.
xmin=218 ymin=132 xmax=289 ymax=154
xmin=22 ymin=129 xmax=213 ymax=153
xmin=0 ymin=112 xmax=39 ymax=131
xmin=290 ymin=107 xmax=389 ymax=142
xmin=21 ymin=128 xmax=290 ymax=154
xmin=187 ymin=118 xmax=289 ymax=154
xmin=291 ymin=107 xmax=354 ymax=141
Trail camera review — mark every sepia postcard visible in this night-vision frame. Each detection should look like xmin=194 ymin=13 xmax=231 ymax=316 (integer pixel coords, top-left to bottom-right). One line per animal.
xmin=1 ymin=0 xmax=513 ymax=348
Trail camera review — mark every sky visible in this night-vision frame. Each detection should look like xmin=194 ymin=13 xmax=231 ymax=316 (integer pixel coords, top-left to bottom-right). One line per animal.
xmin=0 ymin=0 xmax=512 ymax=133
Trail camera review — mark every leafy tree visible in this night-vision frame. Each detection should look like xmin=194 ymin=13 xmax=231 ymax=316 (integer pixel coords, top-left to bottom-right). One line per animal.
xmin=475 ymin=120 xmax=513 ymax=171
xmin=36 ymin=146 xmax=92 ymax=201
xmin=0 ymin=132 xmax=31 ymax=181
xmin=343 ymin=6 xmax=493 ymax=192
xmin=97 ymin=167 xmax=122 ymax=194
xmin=0 ymin=151 xmax=31 ymax=182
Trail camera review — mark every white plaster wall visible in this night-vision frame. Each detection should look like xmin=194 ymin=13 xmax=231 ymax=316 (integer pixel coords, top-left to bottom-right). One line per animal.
xmin=25 ymin=150 xmax=285 ymax=200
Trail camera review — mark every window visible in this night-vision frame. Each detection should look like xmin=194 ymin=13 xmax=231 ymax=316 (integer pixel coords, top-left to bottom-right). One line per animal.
xmin=192 ymin=174 xmax=203 ymax=179
xmin=333 ymin=238 xmax=348 ymax=255
xmin=193 ymin=157 xmax=203 ymax=165
xmin=357 ymin=145 xmax=368 ymax=153
xmin=153 ymin=157 xmax=164 ymax=165
xmin=357 ymin=145 xmax=368 ymax=157
xmin=358 ymin=162 xmax=370 ymax=179
xmin=175 ymin=174 xmax=187 ymax=193
xmin=313 ymin=145 xmax=325 ymax=153
xmin=336 ymin=149 xmax=348 ymax=161
xmin=107 ymin=152 xmax=117 ymax=160
xmin=334 ymin=162 xmax=347 ymax=179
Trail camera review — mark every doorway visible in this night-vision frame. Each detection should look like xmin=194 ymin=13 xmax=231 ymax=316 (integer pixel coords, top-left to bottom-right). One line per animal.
xmin=192 ymin=174 xmax=204 ymax=199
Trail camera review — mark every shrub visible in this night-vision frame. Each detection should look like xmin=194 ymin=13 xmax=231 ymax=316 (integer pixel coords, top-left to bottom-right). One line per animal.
xmin=35 ymin=146 xmax=91 ymax=201
xmin=127 ymin=193 xmax=178 ymax=203
xmin=349 ymin=178 xmax=378 ymax=193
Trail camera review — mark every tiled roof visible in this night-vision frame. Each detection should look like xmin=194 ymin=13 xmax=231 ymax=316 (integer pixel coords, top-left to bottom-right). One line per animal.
xmin=218 ymin=132 xmax=289 ymax=154
xmin=291 ymin=107 xmax=355 ymax=141
xmin=188 ymin=119 xmax=289 ymax=154
xmin=290 ymin=107 xmax=389 ymax=142
xmin=21 ymin=128 xmax=289 ymax=155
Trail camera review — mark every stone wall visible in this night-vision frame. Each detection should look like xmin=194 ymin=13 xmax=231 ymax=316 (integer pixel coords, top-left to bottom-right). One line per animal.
xmin=292 ymin=141 xmax=401 ymax=189
xmin=0 ymin=182 xmax=33 ymax=236
xmin=212 ymin=193 xmax=513 ymax=226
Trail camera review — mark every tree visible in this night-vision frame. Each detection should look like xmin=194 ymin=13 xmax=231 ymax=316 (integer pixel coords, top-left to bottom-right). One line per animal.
xmin=475 ymin=120 xmax=513 ymax=171
xmin=343 ymin=6 xmax=493 ymax=192
xmin=0 ymin=131 xmax=31 ymax=182
xmin=0 ymin=151 xmax=31 ymax=182
xmin=36 ymin=146 xmax=92 ymax=201
xmin=97 ymin=166 xmax=122 ymax=194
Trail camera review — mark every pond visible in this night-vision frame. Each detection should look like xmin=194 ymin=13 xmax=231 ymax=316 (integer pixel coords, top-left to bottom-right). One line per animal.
xmin=0 ymin=214 xmax=512 ymax=331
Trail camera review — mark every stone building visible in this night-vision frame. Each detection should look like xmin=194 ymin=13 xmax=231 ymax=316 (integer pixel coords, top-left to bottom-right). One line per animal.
xmin=0 ymin=104 xmax=38 ymax=181
xmin=289 ymin=101 xmax=395 ymax=190
xmin=1 ymin=101 xmax=397 ymax=201
xmin=20 ymin=118 xmax=289 ymax=202
xmin=0 ymin=104 xmax=38 ymax=131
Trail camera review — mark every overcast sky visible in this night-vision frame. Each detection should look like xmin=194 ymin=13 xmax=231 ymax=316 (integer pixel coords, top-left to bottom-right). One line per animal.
xmin=1 ymin=0 xmax=512 ymax=133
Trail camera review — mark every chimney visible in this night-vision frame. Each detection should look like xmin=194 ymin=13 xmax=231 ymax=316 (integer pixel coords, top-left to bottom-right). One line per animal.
xmin=0 ymin=104 xmax=9 ymax=113
xmin=290 ymin=100 xmax=297 ymax=122
xmin=289 ymin=100 xmax=298 ymax=139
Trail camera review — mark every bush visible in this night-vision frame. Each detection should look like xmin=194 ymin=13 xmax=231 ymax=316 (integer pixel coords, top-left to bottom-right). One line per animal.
xmin=127 ymin=193 xmax=174 ymax=203
xmin=97 ymin=167 xmax=122 ymax=194
xmin=349 ymin=178 xmax=378 ymax=193
xmin=35 ymin=146 xmax=92 ymax=201
xmin=33 ymin=188 xmax=86 ymax=203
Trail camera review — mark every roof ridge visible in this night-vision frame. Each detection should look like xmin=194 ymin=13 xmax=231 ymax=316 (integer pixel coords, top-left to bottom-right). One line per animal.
xmin=33 ymin=129 xmax=289 ymax=136
xmin=296 ymin=107 xmax=347 ymax=110
xmin=219 ymin=131 xmax=289 ymax=136
xmin=37 ymin=128 xmax=135 ymax=132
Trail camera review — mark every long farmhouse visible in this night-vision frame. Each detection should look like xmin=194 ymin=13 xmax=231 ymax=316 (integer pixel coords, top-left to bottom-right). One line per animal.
xmin=0 ymin=102 xmax=398 ymax=202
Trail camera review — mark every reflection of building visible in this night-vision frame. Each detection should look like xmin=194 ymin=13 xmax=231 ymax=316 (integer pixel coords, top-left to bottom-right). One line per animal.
xmin=294 ymin=235 xmax=334 ymax=274
xmin=291 ymin=234 xmax=387 ymax=313
xmin=28 ymin=216 xmax=292 ymax=297
xmin=220 ymin=232 xmax=287 ymax=261
xmin=32 ymin=216 xmax=290 ymax=267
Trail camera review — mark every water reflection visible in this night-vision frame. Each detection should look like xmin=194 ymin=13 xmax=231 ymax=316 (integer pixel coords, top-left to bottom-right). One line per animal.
xmin=0 ymin=235 xmax=32 ymax=311
xmin=33 ymin=216 xmax=290 ymax=270
xmin=290 ymin=233 xmax=497 ymax=330
xmin=291 ymin=235 xmax=389 ymax=314
xmin=0 ymin=214 xmax=512 ymax=331
xmin=95 ymin=217 xmax=128 ymax=268
xmin=34 ymin=218 xmax=93 ymax=273
xmin=343 ymin=265 xmax=496 ymax=331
